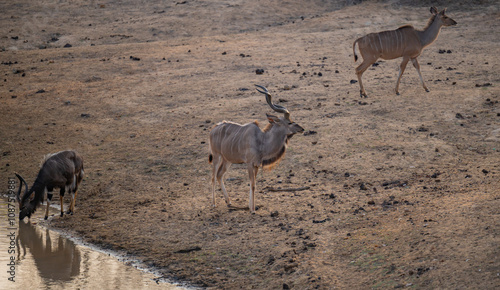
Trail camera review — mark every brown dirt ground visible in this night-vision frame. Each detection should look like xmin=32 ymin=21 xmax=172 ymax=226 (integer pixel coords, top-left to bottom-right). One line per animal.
xmin=1 ymin=0 xmax=499 ymax=289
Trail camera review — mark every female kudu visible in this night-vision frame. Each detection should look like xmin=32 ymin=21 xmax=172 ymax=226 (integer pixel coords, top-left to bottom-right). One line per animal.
xmin=353 ymin=7 xmax=457 ymax=97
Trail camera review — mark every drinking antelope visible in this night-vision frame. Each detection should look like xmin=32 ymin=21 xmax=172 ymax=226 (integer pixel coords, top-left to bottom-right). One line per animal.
xmin=15 ymin=150 xmax=84 ymax=220
xmin=353 ymin=7 xmax=457 ymax=97
xmin=209 ymin=85 xmax=304 ymax=213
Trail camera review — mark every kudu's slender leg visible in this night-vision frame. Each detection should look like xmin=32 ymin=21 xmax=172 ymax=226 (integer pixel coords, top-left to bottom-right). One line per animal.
xmin=411 ymin=58 xmax=429 ymax=92
xmin=45 ymin=190 xmax=53 ymax=220
xmin=248 ymin=165 xmax=259 ymax=213
xmin=216 ymin=159 xmax=232 ymax=206
xmin=211 ymin=155 xmax=220 ymax=207
xmin=356 ymin=58 xmax=376 ymax=98
xmin=59 ymin=187 xmax=66 ymax=217
xmin=395 ymin=56 xmax=410 ymax=95
xmin=69 ymin=190 xmax=77 ymax=214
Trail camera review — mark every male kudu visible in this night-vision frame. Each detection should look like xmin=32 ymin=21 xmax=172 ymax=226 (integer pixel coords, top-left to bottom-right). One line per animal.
xmin=353 ymin=7 xmax=457 ymax=97
xmin=16 ymin=150 xmax=84 ymax=220
xmin=209 ymin=85 xmax=304 ymax=213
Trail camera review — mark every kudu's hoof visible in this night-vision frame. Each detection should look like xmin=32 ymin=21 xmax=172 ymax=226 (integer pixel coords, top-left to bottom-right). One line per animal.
xmin=44 ymin=215 xmax=48 ymax=220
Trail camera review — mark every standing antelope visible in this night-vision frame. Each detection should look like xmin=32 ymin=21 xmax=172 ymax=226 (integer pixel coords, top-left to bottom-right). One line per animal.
xmin=209 ymin=85 xmax=304 ymax=213
xmin=353 ymin=7 xmax=457 ymax=97
xmin=15 ymin=150 xmax=84 ymax=220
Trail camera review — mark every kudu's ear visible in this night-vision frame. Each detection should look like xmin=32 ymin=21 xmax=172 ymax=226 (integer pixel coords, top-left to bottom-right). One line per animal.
xmin=430 ymin=7 xmax=438 ymax=15
xmin=439 ymin=8 xmax=447 ymax=15
xmin=266 ymin=113 xmax=280 ymax=123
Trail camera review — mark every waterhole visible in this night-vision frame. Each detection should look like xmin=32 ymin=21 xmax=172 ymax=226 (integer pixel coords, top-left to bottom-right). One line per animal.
xmin=0 ymin=197 xmax=185 ymax=289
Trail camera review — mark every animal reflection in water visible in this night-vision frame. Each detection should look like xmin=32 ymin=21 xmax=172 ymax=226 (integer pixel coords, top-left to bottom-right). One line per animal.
xmin=17 ymin=221 xmax=80 ymax=282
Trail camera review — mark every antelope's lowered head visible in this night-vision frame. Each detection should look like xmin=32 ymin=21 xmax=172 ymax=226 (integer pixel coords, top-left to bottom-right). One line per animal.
xmin=16 ymin=150 xmax=84 ymax=220
xmin=209 ymin=85 xmax=304 ymax=213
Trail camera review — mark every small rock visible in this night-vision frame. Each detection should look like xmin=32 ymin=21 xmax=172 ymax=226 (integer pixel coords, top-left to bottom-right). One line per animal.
xmin=350 ymin=80 xmax=358 ymax=84
xmin=270 ymin=211 xmax=279 ymax=217
xmin=303 ymin=130 xmax=317 ymax=136
xmin=63 ymin=43 xmax=72 ymax=48
xmin=256 ymin=69 xmax=264 ymax=75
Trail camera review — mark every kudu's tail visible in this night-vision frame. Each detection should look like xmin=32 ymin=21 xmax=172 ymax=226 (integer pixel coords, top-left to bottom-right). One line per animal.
xmin=353 ymin=39 xmax=359 ymax=62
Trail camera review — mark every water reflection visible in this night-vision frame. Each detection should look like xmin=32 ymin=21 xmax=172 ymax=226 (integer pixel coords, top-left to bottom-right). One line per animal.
xmin=17 ymin=221 xmax=81 ymax=282
xmin=0 ymin=198 xmax=184 ymax=289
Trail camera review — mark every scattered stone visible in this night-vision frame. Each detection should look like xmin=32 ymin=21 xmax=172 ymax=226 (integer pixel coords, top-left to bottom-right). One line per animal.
xmin=63 ymin=43 xmax=72 ymax=48
xmin=417 ymin=126 xmax=429 ymax=132
xmin=455 ymin=113 xmax=465 ymax=119
xmin=175 ymin=246 xmax=201 ymax=253
xmin=255 ymin=68 xmax=264 ymax=75
xmin=35 ymin=89 xmax=46 ymax=94
xmin=350 ymin=80 xmax=358 ymax=84
xmin=270 ymin=211 xmax=279 ymax=217
xmin=303 ymin=130 xmax=317 ymax=136
xmin=130 ymin=56 xmax=141 ymax=61
xmin=81 ymin=113 xmax=90 ymax=118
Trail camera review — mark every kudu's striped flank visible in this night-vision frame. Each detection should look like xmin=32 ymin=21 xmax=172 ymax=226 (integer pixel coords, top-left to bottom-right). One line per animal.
xmin=353 ymin=7 xmax=457 ymax=97
xmin=209 ymin=85 xmax=304 ymax=213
